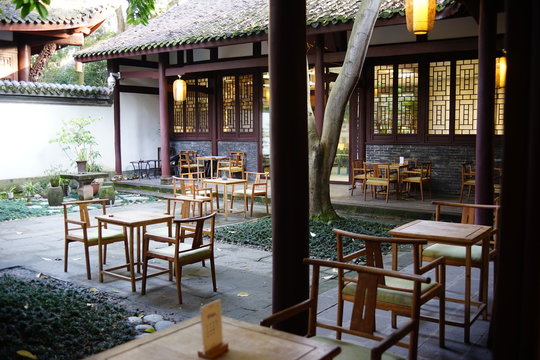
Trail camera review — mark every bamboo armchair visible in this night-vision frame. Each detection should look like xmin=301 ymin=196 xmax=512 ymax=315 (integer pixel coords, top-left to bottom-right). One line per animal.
xmin=217 ymin=151 xmax=245 ymax=179
xmin=350 ymin=158 xmax=370 ymax=196
xmin=141 ymin=212 xmax=217 ymax=304
xmin=261 ymin=258 xmax=431 ymax=360
xmin=62 ymin=199 xmax=128 ymax=280
xmin=401 ymin=161 xmax=432 ymax=201
xmin=459 ymin=162 xmax=476 ymax=202
xmin=179 ymin=150 xmax=202 ymax=176
xmin=171 ymin=175 xmax=216 ymax=215
xmin=363 ymin=163 xmax=399 ymax=203
xmin=334 ymin=229 xmax=446 ymax=349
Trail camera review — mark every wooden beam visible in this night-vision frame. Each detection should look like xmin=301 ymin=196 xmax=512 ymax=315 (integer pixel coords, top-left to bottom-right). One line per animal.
xmin=121 ymin=70 xmax=159 ymax=79
xmin=117 ymin=58 xmax=159 ymax=69
xmin=166 ymin=57 xmax=268 ymax=76
xmin=118 ymin=85 xmax=159 ymax=95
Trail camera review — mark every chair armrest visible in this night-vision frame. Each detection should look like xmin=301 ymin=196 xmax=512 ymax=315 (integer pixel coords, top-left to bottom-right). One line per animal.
xmin=61 ymin=199 xmax=107 ymax=206
xmin=143 ymin=233 xmax=175 ymax=243
xmin=419 ymin=255 xmax=445 ymax=274
xmin=260 ymin=299 xmax=313 ymax=328
xmin=66 ymin=219 xmax=86 ymax=226
xmin=371 ymin=319 xmax=416 ymax=358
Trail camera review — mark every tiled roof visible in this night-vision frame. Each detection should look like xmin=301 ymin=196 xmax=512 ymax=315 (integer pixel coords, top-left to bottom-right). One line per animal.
xmin=0 ymin=0 xmax=118 ymax=29
xmin=0 ymin=79 xmax=111 ymax=100
xmin=75 ymin=0 xmax=456 ymax=60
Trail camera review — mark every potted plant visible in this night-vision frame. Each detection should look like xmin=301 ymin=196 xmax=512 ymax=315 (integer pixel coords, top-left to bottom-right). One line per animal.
xmin=21 ymin=181 xmax=41 ymax=203
xmin=1 ymin=186 xmax=17 ymax=200
xmin=49 ymin=117 xmax=101 ymax=173
xmin=47 ymin=176 xmax=64 ymax=206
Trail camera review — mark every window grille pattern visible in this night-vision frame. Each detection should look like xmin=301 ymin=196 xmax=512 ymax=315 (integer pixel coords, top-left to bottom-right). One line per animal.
xmin=455 ymin=59 xmax=478 ymax=135
xmin=374 ymin=65 xmax=393 ymax=134
xmin=173 ymin=78 xmax=209 ymax=134
xmin=222 ymin=76 xmax=236 ymax=133
xmin=239 ymin=74 xmax=254 ymax=133
xmin=428 ymin=61 xmax=451 ymax=134
xmin=494 ymin=86 xmax=505 ymax=135
xmin=397 ymin=63 xmax=418 ymax=134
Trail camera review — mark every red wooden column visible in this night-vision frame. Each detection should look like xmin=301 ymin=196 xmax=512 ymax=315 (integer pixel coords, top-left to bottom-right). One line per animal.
xmin=158 ymin=53 xmax=171 ymax=177
xmin=17 ymin=44 xmax=31 ymax=82
xmin=269 ymin=0 xmax=309 ymax=335
xmin=314 ymin=35 xmax=325 ymax=136
xmin=474 ymin=0 xmax=496 ymax=224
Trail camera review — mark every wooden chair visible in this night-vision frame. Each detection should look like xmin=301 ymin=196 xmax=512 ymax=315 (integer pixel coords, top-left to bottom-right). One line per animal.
xmin=459 ymin=162 xmax=475 ymax=202
xmin=261 ymin=258 xmax=431 ymax=360
xmin=423 ymin=201 xmax=500 ymax=310
xmin=141 ymin=212 xmax=217 ymax=304
xmin=350 ymin=158 xmax=370 ymax=196
xmin=231 ymin=171 xmax=269 ymax=216
xmin=363 ymin=163 xmax=399 ymax=203
xmin=401 ymin=161 xmax=432 ymax=201
xmin=335 ymin=229 xmax=446 ymax=349
xmin=63 ymin=199 xmax=128 ymax=280
xmin=217 ymin=151 xmax=245 ymax=179
xmin=179 ymin=150 xmax=202 ymax=176
xmin=171 ymin=175 xmax=216 ymax=215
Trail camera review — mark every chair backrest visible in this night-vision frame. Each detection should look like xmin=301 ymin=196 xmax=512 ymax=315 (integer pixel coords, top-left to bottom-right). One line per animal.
xmin=229 ymin=152 xmax=245 ymax=167
xmin=351 ymin=158 xmax=366 ymax=175
xmin=261 ymin=258 xmax=429 ymax=360
xmin=461 ymin=162 xmax=474 ymax=179
xmin=62 ymin=199 xmax=108 ymax=230
xmin=174 ymin=212 xmax=216 ymax=249
xmin=172 ymin=176 xmax=202 ymax=198
xmin=418 ymin=161 xmax=431 ymax=178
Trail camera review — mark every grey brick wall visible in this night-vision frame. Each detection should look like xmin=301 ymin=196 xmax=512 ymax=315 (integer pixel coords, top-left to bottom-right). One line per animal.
xmin=218 ymin=141 xmax=258 ymax=173
xmin=169 ymin=141 xmax=212 ymax=156
xmin=366 ymin=144 xmax=503 ymax=195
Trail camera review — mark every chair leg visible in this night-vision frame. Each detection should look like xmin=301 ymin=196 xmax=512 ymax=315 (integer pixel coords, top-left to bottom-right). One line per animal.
xmin=336 ymin=299 xmax=344 ymax=340
xmin=210 ymin=257 xmax=217 ymax=292
xmin=391 ymin=312 xmax=398 ymax=328
xmin=175 ymin=262 xmax=183 ymax=304
xmin=141 ymin=255 xmax=149 ymax=295
xmin=123 ymin=239 xmax=130 ymax=270
xmin=419 ymin=182 xmax=424 ymax=201
xmin=250 ymin=197 xmax=254 ymax=217
xmin=84 ymin=244 xmax=92 ymax=280
xmin=103 ymin=244 xmax=108 ymax=264
xmin=459 ymin=183 xmax=465 ymax=202
xmin=64 ymin=240 xmax=69 ymax=273
xmin=350 ymin=179 xmax=356 ymax=196
xmin=265 ymin=194 xmax=269 ymax=214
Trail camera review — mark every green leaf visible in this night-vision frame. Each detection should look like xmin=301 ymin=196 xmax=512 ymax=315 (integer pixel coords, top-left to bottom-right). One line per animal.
xmin=16 ymin=350 xmax=37 ymax=359
xmin=35 ymin=2 xmax=48 ymax=19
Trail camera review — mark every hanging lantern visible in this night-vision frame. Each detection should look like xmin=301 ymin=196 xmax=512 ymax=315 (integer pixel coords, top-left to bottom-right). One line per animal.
xmin=495 ymin=54 xmax=507 ymax=88
xmin=405 ymin=0 xmax=436 ymax=35
xmin=173 ymin=76 xmax=187 ymax=102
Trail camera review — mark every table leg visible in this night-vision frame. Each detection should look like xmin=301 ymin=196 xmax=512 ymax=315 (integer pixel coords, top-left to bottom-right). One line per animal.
xmin=98 ymin=220 xmax=104 ymax=282
xmin=464 ymin=245 xmax=472 ymax=343
xmin=129 ymin=226 xmax=136 ymax=292
xmin=223 ymin=184 xmax=229 ymax=220
xmin=243 ymin=181 xmax=247 ymax=218
xmin=137 ymin=226 xmax=142 ymax=273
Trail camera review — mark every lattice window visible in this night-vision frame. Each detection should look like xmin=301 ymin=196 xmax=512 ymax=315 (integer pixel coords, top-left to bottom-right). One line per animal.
xmin=397 ymin=63 xmax=418 ymax=134
xmin=374 ymin=65 xmax=393 ymax=134
xmin=494 ymin=86 xmax=505 ymax=135
xmin=239 ymin=74 xmax=254 ymax=133
xmin=455 ymin=59 xmax=478 ymax=135
xmin=428 ymin=61 xmax=451 ymax=134
xmin=222 ymin=76 xmax=236 ymax=133
xmin=173 ymin=78 xmax=209 ymax=134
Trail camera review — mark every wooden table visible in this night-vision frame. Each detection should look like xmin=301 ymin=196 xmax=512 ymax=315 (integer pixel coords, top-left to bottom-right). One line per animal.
xmin=203 ymin=178 xmax=247 ymax=220
xmin=95 ymin=211 xmax=174 ymax=292
xmin=197 ymin=155 xmax=228 ymax=178
xmin=86 ymin=316 xmax=340 ymax=360
xmin=388 ymin=220 xmax=492 ymax=343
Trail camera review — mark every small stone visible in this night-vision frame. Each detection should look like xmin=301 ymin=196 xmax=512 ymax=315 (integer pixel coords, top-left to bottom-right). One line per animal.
xmin=127 ymin=316 xmax=143 ymax=324
xmin=154 ymin=320 xmax=174 ymax=331
xmin=135 ymin=324 xmax=154 ymax=331
xmin=143 ymin=314 xmax=163 ymax=324
xmin=135 ymin=333 xmax=151 ymax=339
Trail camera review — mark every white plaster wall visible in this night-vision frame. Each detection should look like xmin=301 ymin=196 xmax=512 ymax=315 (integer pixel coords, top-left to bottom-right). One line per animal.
xmin=0 ymin=92 xmax=159 ymax=180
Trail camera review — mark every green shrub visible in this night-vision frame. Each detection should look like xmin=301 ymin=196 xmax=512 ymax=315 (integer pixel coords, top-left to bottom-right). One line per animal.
xmin=0 ymin=275 xmax=135 ymax=360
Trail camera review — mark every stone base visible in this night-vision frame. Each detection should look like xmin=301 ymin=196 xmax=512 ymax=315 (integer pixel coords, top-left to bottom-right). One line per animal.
xmin=47 ymin=187 xmax=64 ymax=206
xmin=98 ymin=185 xmax=116 ymax=205
xmin=78 ymin=185 xmax=94 ymax=200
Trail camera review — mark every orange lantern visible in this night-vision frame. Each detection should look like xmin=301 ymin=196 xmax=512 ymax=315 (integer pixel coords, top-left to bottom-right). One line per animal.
xmin=495 ymin=54 xmax=507 ymax=88
xmin=405 ymin=0 xmax=436 ymax=35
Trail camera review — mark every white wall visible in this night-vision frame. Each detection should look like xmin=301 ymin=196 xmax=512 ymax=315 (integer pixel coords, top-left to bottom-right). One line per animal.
xmin=0 ymin=92 xmax=160 ymax=180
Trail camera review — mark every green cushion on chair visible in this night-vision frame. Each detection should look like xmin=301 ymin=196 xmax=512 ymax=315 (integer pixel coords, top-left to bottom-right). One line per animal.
xmin=423 ymin=244 xmax=482 ymax=264
xmin=366 ymin=179 xmax=391 ymax=185
xmin=148 ymin=243 xmax=211 ymax=263
xmin=312 ymin=336 xmax=404 ymax=360
xmin=70 ymin=228 xmax=124 ymax=243
xmin=402 ymin=176 xmax=421 ymax=181
xmin=343 ymin=276 xmax=438 ymax=307
xmin=145 ymin=226 xmax=172 ymax=237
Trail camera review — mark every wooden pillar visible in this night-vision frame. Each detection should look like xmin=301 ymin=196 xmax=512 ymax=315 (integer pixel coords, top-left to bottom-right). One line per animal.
xmin=109 ymin=60 xmax=122 ymax=175
xmin=158 ymin=53 xmax=171 ymax=177
xmin=269 ymin=0 xmax=309 ymax=335
xmin=17 ymin=44 xmax=31 ymax=82
xmin=314 ymin=35 xmax=325 ymax=136
xmin=474 ymin=0 xmax=496 ymax=224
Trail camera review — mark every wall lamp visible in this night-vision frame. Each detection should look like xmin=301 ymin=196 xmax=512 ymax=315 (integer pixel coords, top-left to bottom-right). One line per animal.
xmin=107 ymin=72 xmax=121 ymax=88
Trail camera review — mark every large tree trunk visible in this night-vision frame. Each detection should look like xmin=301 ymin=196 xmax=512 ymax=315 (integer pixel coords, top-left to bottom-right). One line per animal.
xmin=308 ymin=0 xmax=382 ymax=220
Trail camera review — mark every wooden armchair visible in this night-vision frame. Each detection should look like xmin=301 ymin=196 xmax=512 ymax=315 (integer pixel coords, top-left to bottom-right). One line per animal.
xmin=401 ymin=161 xmax=432 ymax=201
xmin=217 ymin=151 xmax=245 ymax=179
xmin=171 ymin=175 xmax=216 ymax=215
xmin=179 ymin=150 xmax=202 ymax=176
xmin=63 ymin=199 xmax=128 ymax=280
xmin=141 ymin=212 xmax=217 ymax=304
xmin=423 ymin=201 xmax=500 ymax=306
xmin=459 ymin=162 xmax=475 ymax=202
xmin=350 ymin=158 xmax=370 ymax=196
xmin=231 ymin=171 xmax=269 ymax=216
xmin=363 ymin=163 xmax=399 ymax=203
xmin=261 ymin=258 xmax=431 ymax=360
xmin=335 ymin=229 xmax=446 ymax=349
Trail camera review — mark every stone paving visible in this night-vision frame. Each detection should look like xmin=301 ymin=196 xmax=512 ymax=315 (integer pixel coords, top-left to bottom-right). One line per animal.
xmin=0 ymin=194 xmax=493 ymax=359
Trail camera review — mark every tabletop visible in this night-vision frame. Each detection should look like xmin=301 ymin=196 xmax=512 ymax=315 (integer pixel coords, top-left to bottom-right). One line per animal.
xmin=388 ymin=219 xmax=491 ymax=245
xmin=204 ymin=178 xmax=247 ymax=185
xmin=95 ymin=211 xmax=173 ymax=227
xmin=86 ymin=316 xmax=339 ymax=360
